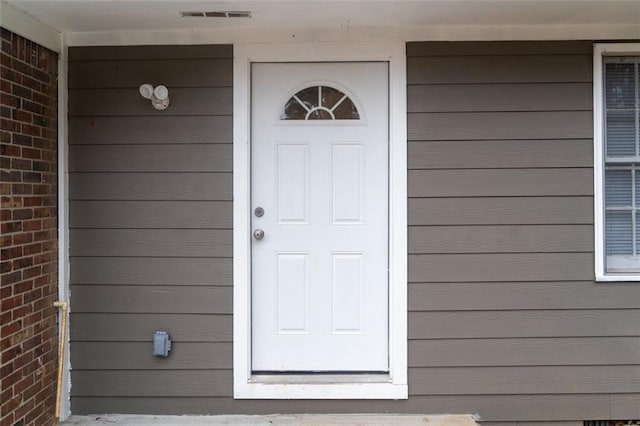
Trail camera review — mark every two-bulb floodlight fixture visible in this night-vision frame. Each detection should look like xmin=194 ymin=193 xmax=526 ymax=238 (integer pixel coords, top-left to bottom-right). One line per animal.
xmin=139 ymin=84 xmax=170 ymax=110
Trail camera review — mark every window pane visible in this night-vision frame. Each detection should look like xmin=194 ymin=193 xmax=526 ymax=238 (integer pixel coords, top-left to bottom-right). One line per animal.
xmin=635 ymin=168 xmax=640 ymax=206
xmin=282 ymin=97 xmax=308 ymax=120
xmin=606 ymin=211 xmax=633 ymax=255
xmin=605 ymin=169 xmax=632 ymax=206
xmin=321 ymin=86 xmax=343 ymax=109
xmin=606 ymin=111 xmax=636 ymax=157
xmin=296 ymin=87 xmax=318 ymax=111
xmin=636 ymin=212 xmax=640 ymax=254
xmin=333 ymin=100 xmax=360 ymax=120
xmin=307 ymin=109 xmax=333 ymax=120
xmin=605 ymin=63 xmax=635 ymax=109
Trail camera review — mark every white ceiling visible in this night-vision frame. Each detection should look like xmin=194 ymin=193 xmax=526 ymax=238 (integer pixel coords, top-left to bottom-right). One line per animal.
xmin=5 ymin=0 xmax=640 ymax=34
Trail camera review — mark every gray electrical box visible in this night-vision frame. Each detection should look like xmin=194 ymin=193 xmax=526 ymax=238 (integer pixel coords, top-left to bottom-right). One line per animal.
xmin=152 ymin=331 xmax=172 ymax=357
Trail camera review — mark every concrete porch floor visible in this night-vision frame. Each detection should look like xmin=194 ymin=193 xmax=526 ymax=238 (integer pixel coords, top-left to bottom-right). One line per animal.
xmin=60 ymin=414 xmax=480 ymax=425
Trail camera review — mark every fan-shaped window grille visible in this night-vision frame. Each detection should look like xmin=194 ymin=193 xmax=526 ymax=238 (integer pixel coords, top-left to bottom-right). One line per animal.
xmin=281 ymin=85 xmax=360 ymax=120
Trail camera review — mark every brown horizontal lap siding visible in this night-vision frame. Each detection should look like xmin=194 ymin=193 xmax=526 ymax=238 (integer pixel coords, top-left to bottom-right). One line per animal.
xmin=67 ymin=45 xmax=234 ymax=412
xmin=70 ymin=313 xmax=232 ymax=342
xmin=69 ymin=41 xmax=640 ymax=422
xmin=407 ymin=40 xmax=640 ymax=423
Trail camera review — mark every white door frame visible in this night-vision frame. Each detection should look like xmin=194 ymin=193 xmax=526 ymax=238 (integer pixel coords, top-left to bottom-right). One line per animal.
xmin=233 ymin=42 xmax=407 ymax=399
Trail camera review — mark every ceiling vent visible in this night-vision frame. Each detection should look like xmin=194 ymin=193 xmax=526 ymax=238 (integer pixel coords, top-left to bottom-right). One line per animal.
xmin=180 ymin=11 xmax=251 ymax=18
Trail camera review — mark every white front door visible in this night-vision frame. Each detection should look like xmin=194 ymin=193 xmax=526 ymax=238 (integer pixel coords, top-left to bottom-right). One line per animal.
xmin=251 ymin=62 xmax=389 ymax=372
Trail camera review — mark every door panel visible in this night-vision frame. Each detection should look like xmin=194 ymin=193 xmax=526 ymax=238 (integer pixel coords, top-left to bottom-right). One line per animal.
xmin=276 ymin=144 xmax=309 ymax=224
xmin=331 ymin=143 xmax=364 ymax=224
xmin=276 ymin=252 xmax=308 ymax=333
xmin=331 ymin=253 xmax=364 ymax=333
xmin=251 ymin=62 xmax=389 ymax=372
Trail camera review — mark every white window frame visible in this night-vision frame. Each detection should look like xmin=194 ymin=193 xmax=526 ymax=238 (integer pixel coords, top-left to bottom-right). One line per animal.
xmin=594 ymin=43 xmax=640 ymax=281
xmin=232 ymin=42 xmax=408 ymax=399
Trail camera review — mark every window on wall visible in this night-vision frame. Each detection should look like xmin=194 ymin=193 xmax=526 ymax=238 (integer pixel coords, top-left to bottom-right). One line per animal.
xmin=595 ymin=44 xmax=640 ymax=281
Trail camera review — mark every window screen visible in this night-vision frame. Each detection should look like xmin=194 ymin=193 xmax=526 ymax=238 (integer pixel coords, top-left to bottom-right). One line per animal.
xmin=604 ymin=59 xmax=640 ymax=272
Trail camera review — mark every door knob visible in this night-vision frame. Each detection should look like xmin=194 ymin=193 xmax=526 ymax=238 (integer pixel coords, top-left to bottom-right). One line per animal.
xmin=253 ymin=229 xmax=265 ymax=240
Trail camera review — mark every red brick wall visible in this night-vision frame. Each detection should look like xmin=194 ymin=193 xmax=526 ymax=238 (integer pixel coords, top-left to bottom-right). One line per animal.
xmin=1 ymin=28 xmax=59 ymax=426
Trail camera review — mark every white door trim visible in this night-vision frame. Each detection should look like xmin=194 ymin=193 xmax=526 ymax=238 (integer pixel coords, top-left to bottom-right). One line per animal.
xmin=233 ymin=42 xmax=407 ymax=399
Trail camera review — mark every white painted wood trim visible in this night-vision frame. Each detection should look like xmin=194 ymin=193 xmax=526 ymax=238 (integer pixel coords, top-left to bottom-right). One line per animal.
xmin=232 ymin=41 xmax=407 ymax=399
xmin=0 ymin=1 xmax=61 ymax=52
xmin=594 ymin=43 xmax=640 ymax=282
xmin=389 ymin=45 xmax=408 ymax=387
xmin=62 ymin=24 xmax=640 ymax=47
xmin=232 ymin=43 xmax=252 ymax=395
xmin=594 ymin=43 xmax=605 ymax=281
xmin=56 ymin=36 xmax=72 ymax=420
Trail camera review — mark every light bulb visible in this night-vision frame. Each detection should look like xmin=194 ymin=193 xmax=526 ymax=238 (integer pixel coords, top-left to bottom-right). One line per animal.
xmin=139 ymin=84 xmax=154 ymax=99
xmin=154 ymin=85 xmax=169 ymax=100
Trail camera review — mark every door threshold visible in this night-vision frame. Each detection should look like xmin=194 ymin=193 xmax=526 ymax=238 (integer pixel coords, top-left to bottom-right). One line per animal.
xmin=249 ymin=372 xmax=391 ymax=384
xmin=237 ymin=371 xmax=406 ymax=399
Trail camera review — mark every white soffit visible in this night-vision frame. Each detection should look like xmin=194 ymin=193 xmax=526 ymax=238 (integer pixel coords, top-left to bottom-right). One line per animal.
xmin=0 ymin=1 xmax=61 ymax=51
xmin=3 ymin=0 xmax=640 ymax=44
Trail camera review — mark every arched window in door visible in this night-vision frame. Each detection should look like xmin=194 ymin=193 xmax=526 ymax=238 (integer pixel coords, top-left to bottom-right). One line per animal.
xmin=281 ymin=85 xmax=360 ymax=120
